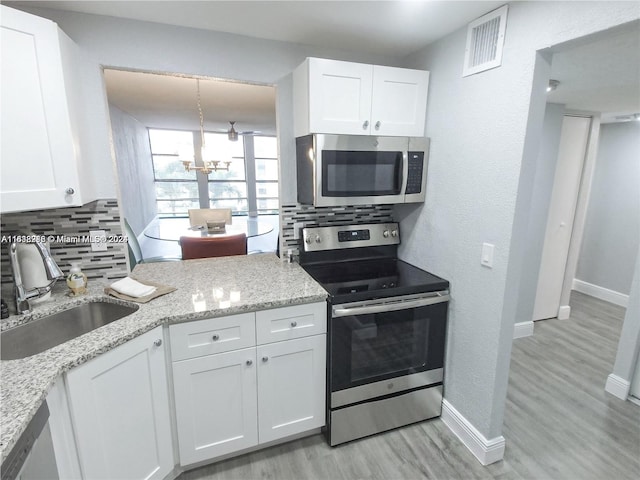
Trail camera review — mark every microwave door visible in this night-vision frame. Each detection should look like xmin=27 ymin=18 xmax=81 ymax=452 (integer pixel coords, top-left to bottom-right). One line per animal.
xmin=317 ymin=151 xmax=405 ymax=207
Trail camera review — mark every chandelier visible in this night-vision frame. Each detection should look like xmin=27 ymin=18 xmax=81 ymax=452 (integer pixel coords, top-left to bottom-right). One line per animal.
xmin=180 ymin=78 xmax=231 ymax=175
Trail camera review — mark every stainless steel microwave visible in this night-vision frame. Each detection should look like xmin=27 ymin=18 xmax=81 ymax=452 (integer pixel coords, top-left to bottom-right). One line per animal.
xmin=296 ymin=134 xmax=429 ymax=207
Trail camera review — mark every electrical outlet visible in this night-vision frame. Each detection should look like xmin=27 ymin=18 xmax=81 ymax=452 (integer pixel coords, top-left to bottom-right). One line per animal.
xmin=90 ymin=230 xmax=108 ymax=252
xmin=481 ymin=243 xmax=494 ymax=268
xmin=293 ymin=222 xmax=304 ymax=240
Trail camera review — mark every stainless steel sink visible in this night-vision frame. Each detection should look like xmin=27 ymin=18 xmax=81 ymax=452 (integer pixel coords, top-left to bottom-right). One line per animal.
xmin=1 ymin=301 xmax=139 ymax=360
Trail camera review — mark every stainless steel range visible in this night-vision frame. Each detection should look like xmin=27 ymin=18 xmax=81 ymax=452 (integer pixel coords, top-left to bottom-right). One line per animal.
xmin=298 ymin=222 xmax=449 ymax=446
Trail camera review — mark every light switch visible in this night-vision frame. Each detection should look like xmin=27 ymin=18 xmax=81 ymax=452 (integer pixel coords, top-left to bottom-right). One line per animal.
xmin=481 ymin=243 xmax=494 ymax=268
xmin=90 ymin=230 xmax=108 ymax=252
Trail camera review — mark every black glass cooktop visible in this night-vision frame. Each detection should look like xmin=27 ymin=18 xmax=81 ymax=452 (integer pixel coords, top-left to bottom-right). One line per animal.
xmin=302 ymin=258 xmax=449 ymax=304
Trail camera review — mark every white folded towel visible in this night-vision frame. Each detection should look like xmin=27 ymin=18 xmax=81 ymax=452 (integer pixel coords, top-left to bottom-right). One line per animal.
xmin=110 ymin=277 xmax=157 ymax=298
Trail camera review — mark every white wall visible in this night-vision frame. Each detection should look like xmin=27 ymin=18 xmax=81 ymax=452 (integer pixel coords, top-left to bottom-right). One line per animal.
xmin=611 ymin=253 xmax=640 ymax=385
xmin=12 ymin=6 xmax=401 ymax=207
xmin=396 ymin=1 xmax=639 ymax=443
xmin=576 ymin=121 xmax=640 ymax=295
xmin=108 ymin=105 xmax=157 ymax=236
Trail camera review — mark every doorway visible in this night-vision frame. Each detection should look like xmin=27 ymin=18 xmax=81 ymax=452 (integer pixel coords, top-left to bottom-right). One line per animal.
xmin=102 ymin=69 xmax=279 ymax=256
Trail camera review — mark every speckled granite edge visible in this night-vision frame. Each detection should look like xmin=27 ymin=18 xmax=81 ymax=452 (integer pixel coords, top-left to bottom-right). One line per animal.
xmin=0 ymin=254 xmax=327 ymax=462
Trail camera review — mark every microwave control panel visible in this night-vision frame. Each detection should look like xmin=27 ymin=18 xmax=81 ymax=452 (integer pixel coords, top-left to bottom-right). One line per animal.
xmin=405 ymin=152 xmax=424 ymax=194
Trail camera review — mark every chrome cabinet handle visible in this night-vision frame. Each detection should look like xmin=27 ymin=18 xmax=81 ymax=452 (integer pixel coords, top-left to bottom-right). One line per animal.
xmin=262 ymin=356 xmax=269 ymax=362
xmin=246 ymin=360 xmax=253 ymax=366
xmin=290 ymin=321 xmax=297 ymax=328
xmin=65 ymin=187 xmax=75 ymax=195
xmin=375 ymin=121 xmax=381 ymax=130
xmin=153 ymin=339 xmax=162 ymax=347
xmin=212 ymin=334 xmax=219 ymax=341
xmin=362 ymin=120 xmax=369 ymax=129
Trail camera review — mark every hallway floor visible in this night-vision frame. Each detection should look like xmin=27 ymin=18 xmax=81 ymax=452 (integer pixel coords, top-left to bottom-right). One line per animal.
xmin=177 ymin=292 xmax=639 ymax=480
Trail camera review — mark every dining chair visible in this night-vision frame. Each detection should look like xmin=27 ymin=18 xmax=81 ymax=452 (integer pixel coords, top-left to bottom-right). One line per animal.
xmin=187 ymin=208 xmax=233 ymax=227
xmin=123 ymin=218 xmax=181 ymax=270
xmin=179 ymin=233 xmax=247 ymax=260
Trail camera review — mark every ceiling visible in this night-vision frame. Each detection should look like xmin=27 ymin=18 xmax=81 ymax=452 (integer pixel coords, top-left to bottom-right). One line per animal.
xmin=9 ymin=1 xmax=639 ymax=128
xmin=9 ymin=1 xmax=504 ymax=57
xmin=104 ymin=70 xmax=277 ymax=134
xmin=547 ymin=24 xmax=640 ymax=123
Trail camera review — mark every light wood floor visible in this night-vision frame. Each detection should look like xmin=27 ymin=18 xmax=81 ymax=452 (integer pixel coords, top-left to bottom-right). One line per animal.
xmin=178 ymin=291 xmax=640 ymax=480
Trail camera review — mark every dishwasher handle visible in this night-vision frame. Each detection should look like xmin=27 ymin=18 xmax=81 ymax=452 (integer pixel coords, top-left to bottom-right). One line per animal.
xmin=333 ymin=291 xmax=449 ymax=318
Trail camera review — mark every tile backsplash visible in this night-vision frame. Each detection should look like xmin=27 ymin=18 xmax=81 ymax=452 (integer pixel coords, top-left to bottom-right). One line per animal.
xmin=280 ymin=203 xmax=395 ymax=256
xmin=1 ymin=199 xmax=128 ymax=285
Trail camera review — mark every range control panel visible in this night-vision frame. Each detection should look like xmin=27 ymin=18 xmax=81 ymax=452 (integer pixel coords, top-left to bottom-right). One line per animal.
xmin=301 ymin=223 xmax=400 ymax=252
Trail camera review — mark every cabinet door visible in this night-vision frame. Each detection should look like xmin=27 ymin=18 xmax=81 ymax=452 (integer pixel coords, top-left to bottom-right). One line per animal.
xmin=370 ymin=65 xmax=429 ymax=137
xmin=172 ymin=348 xmax=258 ymax=466
xmin=0 ymin=6 xmax=80 ymax=212
xmin=257 ymin=335 xmax=326 ymax=443
xmin=66 ymin=327 xmax=173 ymax=480
xmin=308 ymin=58 xmax=373 ymax=135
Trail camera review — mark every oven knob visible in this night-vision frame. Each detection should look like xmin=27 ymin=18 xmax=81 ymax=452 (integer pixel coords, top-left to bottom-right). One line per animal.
xmin=383 ymin=230 xmax=390 ymax=238
xmin=315 ymin=235 xmax=322 ymax=243
xmin=391 ymin=229 xmax=398 ymax=237
xmin=305 ymin=236 xmax=312 ymax=244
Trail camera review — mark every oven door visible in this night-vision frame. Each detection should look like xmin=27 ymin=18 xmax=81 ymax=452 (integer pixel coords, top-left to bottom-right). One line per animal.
xmin=329 ymin=291 xmax=448 ymax=407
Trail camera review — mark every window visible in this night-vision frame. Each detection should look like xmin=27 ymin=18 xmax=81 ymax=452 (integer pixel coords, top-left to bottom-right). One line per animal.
xmin=204 ymin=132 xmax=248 ymax=213
xmin=254 ymin=136 xmax=279 ymax=214
xmin=149 ymin=130 xmax=199 ymax=216
xmin=148 ymin=129 xmax=278 ymax=217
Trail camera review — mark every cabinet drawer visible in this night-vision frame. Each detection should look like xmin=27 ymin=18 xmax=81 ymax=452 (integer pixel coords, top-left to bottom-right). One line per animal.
xmin=170 ymin=313 xmax=255 ymax=361
xmin=256 ymin=302 xmax=326 ymax=345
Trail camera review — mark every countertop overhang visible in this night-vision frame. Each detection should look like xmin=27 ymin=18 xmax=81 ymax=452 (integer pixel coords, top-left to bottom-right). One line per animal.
xmin=0 ymin=254 xmax=328 ymax=462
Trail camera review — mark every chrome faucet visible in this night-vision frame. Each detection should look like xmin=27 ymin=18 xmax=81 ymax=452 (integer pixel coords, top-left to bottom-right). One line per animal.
xmin=9 ymin=240 xmax=65 ymax=314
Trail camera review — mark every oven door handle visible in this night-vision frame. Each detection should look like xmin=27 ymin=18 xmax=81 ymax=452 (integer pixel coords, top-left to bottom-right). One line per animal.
xmin=332 ymin=292 xmax=450 ymax=317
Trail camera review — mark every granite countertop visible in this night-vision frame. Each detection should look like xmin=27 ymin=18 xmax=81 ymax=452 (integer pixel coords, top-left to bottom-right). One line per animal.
xmin=0 ymin=254 xmax=327 ymax=462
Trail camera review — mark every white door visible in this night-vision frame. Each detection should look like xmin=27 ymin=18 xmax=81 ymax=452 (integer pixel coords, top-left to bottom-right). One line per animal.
xmin=257 ymin=335 xmax=326 ymax=443
xmin=172 ymin=347 xmax=258 ymax=466
xmin=0 ymin=6 xmax=80 ymax=212
xmin=370 ymin=66 xmax=429 ymax=137
xmin=308 ymin=58 xmax=373 ymax=135
xmin=533 ymin=115 xmax=592 ymax=320
xmin=66 ymin=327 xmax=173 ymax=480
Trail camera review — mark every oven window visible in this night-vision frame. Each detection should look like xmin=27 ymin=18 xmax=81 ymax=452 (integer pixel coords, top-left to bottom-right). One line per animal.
xmin=330 ymin=303 xmax=446 ymax=392
xmin=322 ymin=151 xmax=402 ymax=196
xmin=350 ymin=311 xmax=426 ymax=381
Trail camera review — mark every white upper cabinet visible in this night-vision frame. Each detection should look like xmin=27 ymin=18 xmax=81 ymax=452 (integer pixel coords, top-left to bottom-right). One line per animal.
xmin=294 ymin=57 xmax=429 ymax=137
xmin=1 ymin=6 xmax=90 ymax=213
xmin=370 ymin=65 xmax=430 ymax=137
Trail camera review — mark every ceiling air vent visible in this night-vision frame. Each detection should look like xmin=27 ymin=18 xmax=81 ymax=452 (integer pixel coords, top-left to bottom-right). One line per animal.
xmin=463 ymin=5 xmax=508 ymax=77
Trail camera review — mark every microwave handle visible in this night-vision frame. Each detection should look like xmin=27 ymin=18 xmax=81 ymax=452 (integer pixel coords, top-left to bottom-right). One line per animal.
xmin=333 ymin=292 xmax=450 ymax=317
xmin=399 ymin=151 xmax=408 ymax=194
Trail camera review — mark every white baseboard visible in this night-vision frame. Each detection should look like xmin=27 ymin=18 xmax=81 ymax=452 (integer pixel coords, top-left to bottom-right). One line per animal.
xmin=441 ymin=399 xmax=505 ymax=465
xmin=573 ymin=279 xmax=629 ymax=307
xmin=605 ymin=374 xmax=630 ymax=400
xmin=513 ymin=321 xmax=534 ymax=339
xmin=557 ymin=305 xmax=571 ymax=320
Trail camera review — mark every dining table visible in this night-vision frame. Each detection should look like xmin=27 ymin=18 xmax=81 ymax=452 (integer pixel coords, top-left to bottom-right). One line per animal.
xmin=143 ymin=216 xmax=274 ymax=242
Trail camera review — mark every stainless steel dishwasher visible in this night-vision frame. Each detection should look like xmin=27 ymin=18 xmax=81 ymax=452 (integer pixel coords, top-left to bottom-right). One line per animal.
xmin=1 ymin=401 xmax=59 ymax=480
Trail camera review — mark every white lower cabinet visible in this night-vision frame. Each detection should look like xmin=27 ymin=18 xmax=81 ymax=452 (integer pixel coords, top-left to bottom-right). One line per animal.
xmin=257 ymin=335 xmax=326 ymax=443
xmin=172 ymin=347 xmax=258 ymax=465
xmin=170 ymin=302 xmax=326 ymax=467
xmin=65 ymin=326 xmax=174 ymax=480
